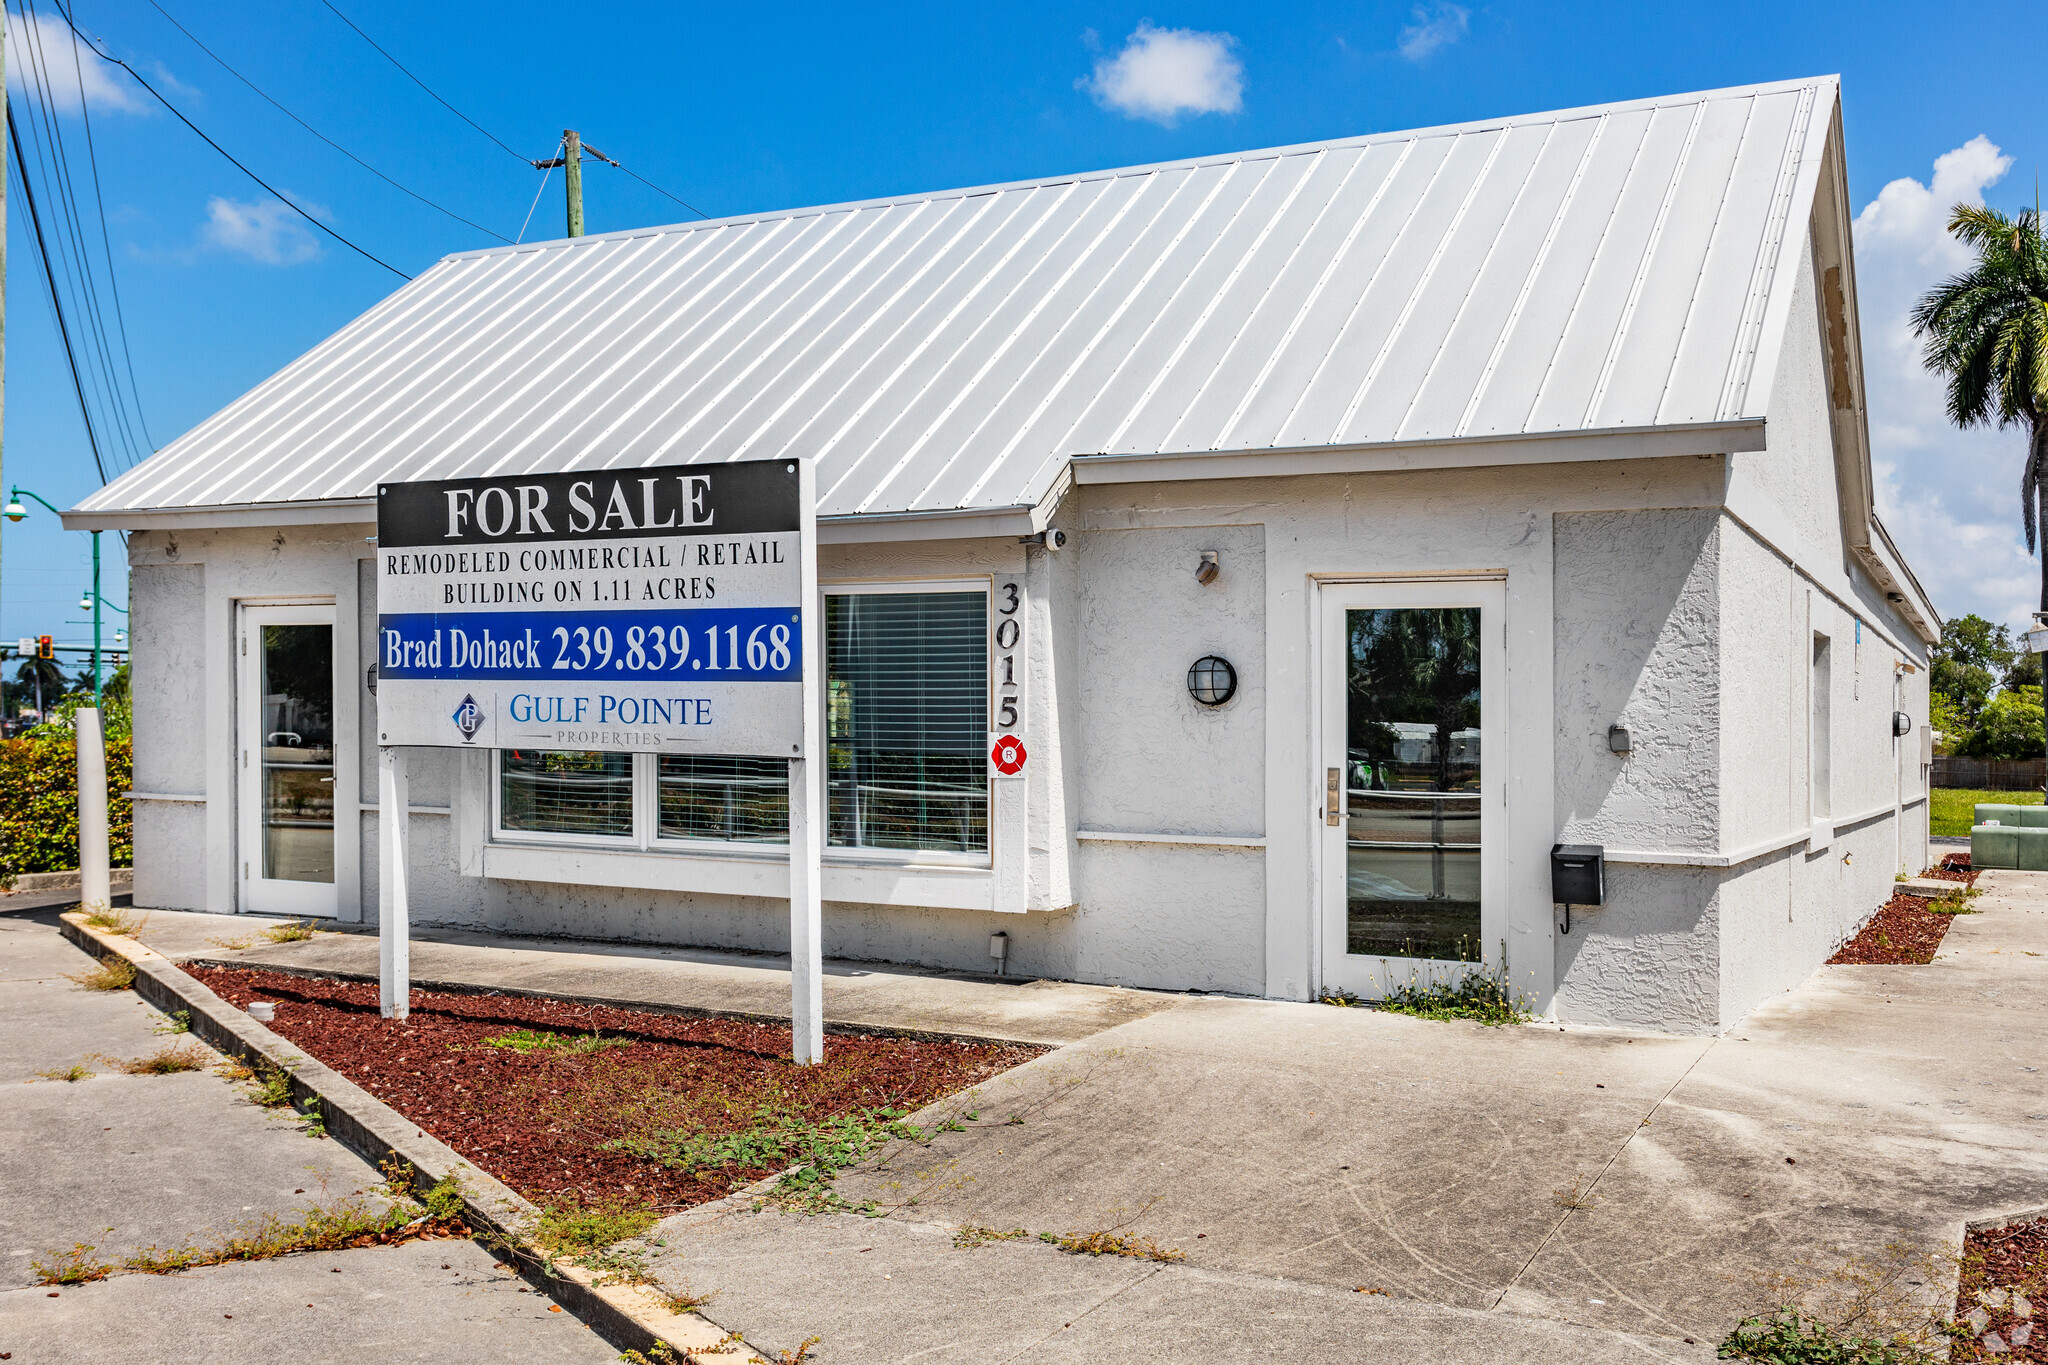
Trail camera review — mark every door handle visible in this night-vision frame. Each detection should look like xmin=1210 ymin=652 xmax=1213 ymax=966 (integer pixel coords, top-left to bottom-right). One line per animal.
xmin=1325 ymin=767 xmax=1342 ymax=826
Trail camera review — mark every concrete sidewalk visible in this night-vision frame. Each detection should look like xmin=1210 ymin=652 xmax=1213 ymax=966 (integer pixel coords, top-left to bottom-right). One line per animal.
xmin=632 ymin=871 xmax=2046 ymax=1362
xmin=0 ymin=906 xmax=618 ymax=1365
xmin=82 ymin=871 xmax=2047 ymax=1361
xmin=120 ymin=908 xmax=1175 ymax=1046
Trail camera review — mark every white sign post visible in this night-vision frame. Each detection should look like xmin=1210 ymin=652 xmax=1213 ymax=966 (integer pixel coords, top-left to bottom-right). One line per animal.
xmin=373 ymin=459 xmax=820 ymax=1056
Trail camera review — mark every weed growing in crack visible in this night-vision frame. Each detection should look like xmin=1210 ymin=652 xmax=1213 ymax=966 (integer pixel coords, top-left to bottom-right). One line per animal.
xmin=81 ymin=905 xmax=147 ymax=936
xmin=34 ymin=1062 xmax=95 ymax=1083
xmin=1038 ymin=1199 xmax=1185 ymax=1263
xmin=1718 ymin=1308 xmax=1924 ymax=1363
xmin=66 ymin=956 xmax=134 ymax=992
xmin=30 ymin=1244 xmax=111 ymax=1285
xmin=1552 ymin=1173 xmax=1599 ymax=1212
xmin=1724 ymin=1239 xmax=1956 ymax=1361
xmin=260 ymin=920 xmax=320 ymax=944
xmin=109 ymin=1044 xmax=210 ymax=1075
xmin=952 ymin=1224 xmax=1030 ymax=1249
xmin=150 ymin=1009 xmax=192 ymax=1035
xmin=207 ymin=934 xmax=256 ymax=952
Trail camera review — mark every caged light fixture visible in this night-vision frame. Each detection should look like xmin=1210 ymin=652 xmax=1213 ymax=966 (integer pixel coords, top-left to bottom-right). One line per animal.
xmin=1187 ymin=655 xmax=1237 ymax=707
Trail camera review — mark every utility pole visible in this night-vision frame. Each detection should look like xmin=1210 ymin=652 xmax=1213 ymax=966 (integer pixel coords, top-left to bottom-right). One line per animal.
xmin=533 ymin=130 xmax=617 ymax=240
xmin=563 ymin=129 xmax=583 ymax=238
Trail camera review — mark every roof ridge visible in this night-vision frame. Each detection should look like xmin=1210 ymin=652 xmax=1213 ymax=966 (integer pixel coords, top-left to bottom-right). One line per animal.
xmin=439 ymin=75 xmax=1841 ymax=265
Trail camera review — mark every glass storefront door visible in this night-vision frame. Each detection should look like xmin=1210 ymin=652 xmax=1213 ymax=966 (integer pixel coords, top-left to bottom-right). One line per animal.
xmin=1320 ymin=581 xmax=1503 ymax=997
xmin=238 ymin=604 xmax=337 ymax=917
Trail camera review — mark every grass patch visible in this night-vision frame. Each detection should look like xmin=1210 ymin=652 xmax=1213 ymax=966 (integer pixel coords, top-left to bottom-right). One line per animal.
xmin=30 ymin=1244 xmax=112 ymax=1285
xmin=260 ymin=920 xmax=320 ymax=944
xmin=609 ymin=1101 xmax=933 ymax=1215
xmin=531 ymin=1194 xmax=660 ymax=1256
xmin=484 ymin=1027 xmax=632 ymax=1057
xmin=1931 ymin=787 xmax=2042 ymax=838
xmin=81 ymin=905 xmax=147 ymax=936
xmin=34 ymin=1062 xmax=94 ymax=1083
xmin=109 ymin=1043 xmax=210 ymax=1075
xmin=65 ymin=956 xmax=135 ymax=992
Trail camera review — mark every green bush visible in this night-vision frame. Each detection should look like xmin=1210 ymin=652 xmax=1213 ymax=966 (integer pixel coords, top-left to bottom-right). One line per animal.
xmin=0 ymin=701 xmax=133 ymax=876
xmin=1956 ymin=686 xmax=2044 ymax=759
xmin=1718 ymin=1310 xmax=1922 ymax=1363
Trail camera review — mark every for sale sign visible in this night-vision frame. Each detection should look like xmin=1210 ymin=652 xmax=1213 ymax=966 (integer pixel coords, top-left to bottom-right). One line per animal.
xmin=375 ymin=459 xmax=804 ymax=755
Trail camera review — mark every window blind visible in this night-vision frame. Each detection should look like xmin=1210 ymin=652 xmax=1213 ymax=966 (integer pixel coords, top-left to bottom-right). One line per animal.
xmin=500 ymin=750 xmax=633 ymax=838
xmin=826 ymin=591 xmax=988 ymax=853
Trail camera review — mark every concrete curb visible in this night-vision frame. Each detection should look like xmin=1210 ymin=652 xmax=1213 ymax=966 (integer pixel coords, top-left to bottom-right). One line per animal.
xmin=58 ymin=911 xmax=762 ymax=1363
xmin=7 ymin=867 xmax=134 ymax=893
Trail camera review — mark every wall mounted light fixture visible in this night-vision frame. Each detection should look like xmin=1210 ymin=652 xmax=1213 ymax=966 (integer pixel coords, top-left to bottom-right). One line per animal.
xmin=1188 ymin=655 xmax=1237 ymax=706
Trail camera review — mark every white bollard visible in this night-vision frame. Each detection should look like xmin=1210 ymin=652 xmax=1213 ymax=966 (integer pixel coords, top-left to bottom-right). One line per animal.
xmin=75 ymin=708 xmax=111 ymax=914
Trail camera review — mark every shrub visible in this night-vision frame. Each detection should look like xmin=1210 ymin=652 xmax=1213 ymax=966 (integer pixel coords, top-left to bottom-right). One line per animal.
xmin=0 ymin=704 xmax=132 ymax=876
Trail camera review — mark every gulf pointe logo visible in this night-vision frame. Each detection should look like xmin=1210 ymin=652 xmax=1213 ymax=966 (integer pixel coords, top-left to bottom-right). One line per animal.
xmin=451 ymin=694 xmax=485 ymax=743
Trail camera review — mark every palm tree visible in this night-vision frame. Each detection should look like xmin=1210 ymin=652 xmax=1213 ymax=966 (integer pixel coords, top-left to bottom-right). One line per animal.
xmin=1912 ymin=203 xmax=2048 ymax=757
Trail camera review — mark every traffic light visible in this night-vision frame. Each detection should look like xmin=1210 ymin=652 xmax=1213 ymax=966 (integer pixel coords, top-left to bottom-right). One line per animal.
xmin=36 ymin=635 xmax=53 ymax=661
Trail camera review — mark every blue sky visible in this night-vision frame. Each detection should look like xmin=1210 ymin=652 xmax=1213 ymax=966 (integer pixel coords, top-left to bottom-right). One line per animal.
xmin=6 ymin=0 xmax=2046 ymax=658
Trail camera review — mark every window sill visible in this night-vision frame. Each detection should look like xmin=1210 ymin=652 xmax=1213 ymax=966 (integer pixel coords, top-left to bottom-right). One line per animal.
xmin=478 ymin=840 xmax=1003 ymax=911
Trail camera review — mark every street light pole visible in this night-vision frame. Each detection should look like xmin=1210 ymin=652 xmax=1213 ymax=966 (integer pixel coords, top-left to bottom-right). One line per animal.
xmin=6 ymin=488 xmax=124 ymax=704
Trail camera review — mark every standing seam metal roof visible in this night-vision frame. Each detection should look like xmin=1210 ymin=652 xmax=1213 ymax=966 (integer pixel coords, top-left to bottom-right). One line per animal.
xmin=79 ymin=76 xmax=1836 ymax=521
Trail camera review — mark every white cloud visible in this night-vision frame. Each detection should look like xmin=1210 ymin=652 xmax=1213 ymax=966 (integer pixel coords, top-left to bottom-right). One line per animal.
xmin=202 ymin=196 xmax=322 ymax=265
xmin=1398 ymin=3 xmax=1469 ymax=61
xmin=4 ymin=11 xmax=148 ymax=113
xmin=1854 ymin=136 xmax=2040 ymax=632
xmin=1080 ymin=22 xmax=1242 ymax=125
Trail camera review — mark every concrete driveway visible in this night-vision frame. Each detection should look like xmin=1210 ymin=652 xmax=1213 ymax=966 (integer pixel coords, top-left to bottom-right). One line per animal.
xmin=0 ymin=904 xmax=619 ymax=1365
xmin=637 ymin=870 xmax=2048 ymax=1362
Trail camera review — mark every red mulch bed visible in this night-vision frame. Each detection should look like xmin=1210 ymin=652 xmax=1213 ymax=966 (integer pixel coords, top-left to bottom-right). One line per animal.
xmin=191 ymin=966 xmax=1042 ymax=1213
xmin=1826 ymin=893 xmax=1958 ymax=965
xmin=1954 ymin=1215 xmax=2047 ymax=1361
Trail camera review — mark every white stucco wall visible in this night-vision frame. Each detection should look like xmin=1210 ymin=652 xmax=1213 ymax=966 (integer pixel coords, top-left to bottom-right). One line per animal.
xmin=130 ymin=561 xmax=207 ymax=910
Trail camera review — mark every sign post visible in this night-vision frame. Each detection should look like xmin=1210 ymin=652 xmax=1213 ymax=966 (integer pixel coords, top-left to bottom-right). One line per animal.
xmin=373 ymin=459 xmax=818 ymax=1056
xmin=789 ymin=461 xmax=823 ymax=1063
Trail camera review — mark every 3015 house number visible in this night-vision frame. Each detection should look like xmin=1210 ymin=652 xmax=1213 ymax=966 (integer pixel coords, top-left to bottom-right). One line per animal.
xmin=994 ymin=580 xmax=1022 ymax=731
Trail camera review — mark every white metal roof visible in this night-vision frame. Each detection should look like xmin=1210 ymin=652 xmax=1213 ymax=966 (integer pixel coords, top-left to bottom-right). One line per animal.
xmin=77 ymin=76 xmax=1836 ymax=526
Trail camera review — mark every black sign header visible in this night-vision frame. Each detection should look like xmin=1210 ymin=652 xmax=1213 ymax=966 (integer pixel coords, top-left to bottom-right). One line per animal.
xmin=378 ymin=459 xmax=801 ymax=549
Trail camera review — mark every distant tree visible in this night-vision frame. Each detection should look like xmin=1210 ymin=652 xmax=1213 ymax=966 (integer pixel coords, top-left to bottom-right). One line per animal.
xmin=102 ymin=663 xmax=131 ymax=703
xmin=1931 ymin=613 xmax=2013 ymax=728
xmin=2007 ymin=648 xmax=2045 ymax=691
xmin=1960 ymin=685 xmax=2047 ymax=759
xmin=1913 ymin=204 xmax=2048 ymax=762
xmin=11 ymin=657 xmax=66 ymax=713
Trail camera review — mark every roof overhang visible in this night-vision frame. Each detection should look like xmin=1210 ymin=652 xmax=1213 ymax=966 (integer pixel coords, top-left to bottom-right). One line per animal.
xmin=63 ymin=421 xmax=1766 ymax=539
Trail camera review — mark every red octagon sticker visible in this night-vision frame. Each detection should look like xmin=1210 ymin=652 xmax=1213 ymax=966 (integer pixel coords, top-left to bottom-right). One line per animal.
xmin=991 ymin=735 xmax=1028 ymax=775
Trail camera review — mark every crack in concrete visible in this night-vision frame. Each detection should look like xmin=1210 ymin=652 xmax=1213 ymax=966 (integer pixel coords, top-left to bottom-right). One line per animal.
xmin=1490 ymin=1038 xmax=1716 ymax=1314
xmin=990 ymin=1263 xmax=1168 ymax=1364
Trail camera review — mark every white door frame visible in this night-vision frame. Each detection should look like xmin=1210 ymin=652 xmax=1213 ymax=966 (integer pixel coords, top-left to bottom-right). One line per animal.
xmin=237 ymin=600 xmax=339 ymax=918
xmin=1316 ymin=577 xmax=1507 ymax=999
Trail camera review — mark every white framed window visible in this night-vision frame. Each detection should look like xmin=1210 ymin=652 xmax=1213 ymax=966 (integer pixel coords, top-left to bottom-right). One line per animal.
xmin=489 ymin=578 xmax=992 ymax=865
xmin=825 ymin=581 xmax=990 ymax=862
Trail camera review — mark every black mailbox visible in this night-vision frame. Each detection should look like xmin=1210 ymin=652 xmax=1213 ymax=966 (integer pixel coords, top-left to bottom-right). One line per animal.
xmin=1551 ymin=844 xmax=1604 ymax=908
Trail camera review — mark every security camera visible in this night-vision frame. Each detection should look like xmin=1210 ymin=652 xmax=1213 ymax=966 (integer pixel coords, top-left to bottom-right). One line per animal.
xmin=1044 ymin=528 xmax=1068 ymax=551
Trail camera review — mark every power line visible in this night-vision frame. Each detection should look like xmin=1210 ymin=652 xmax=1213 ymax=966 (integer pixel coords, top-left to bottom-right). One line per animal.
xmin=313 ymin=0 xmax=527 ymax=164
xmin=58 ymin=1 xmax=158 ymax=451
xmin=51 ymin=7 xmax=411 ymax=280
xmin=9 ymin=100 xmax=113 ymax=483
xmin=140 ymin=0 xmax=513 ymax=244
xmin=310 ymin=0 xmax=714 ymax=225
xmin=12 ymin=2 xmax=143 ymax=470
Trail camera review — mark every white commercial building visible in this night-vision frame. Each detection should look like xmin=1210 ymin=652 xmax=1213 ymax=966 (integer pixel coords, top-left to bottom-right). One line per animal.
xmin=73 ymin=77 xmax=1937 ymax=1033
